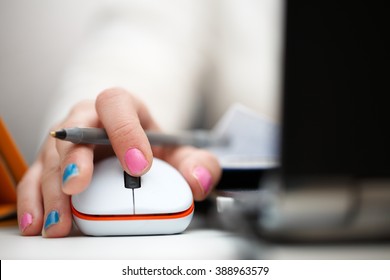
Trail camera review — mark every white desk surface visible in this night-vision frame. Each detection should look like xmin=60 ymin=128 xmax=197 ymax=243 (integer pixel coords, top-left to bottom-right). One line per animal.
xmin=1 ymin=214 xmax=390 ymax=260
xmin=0 ymin=216 xmax=260 ymax=260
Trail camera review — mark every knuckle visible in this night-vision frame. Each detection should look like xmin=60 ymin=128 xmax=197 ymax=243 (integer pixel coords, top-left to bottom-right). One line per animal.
xmin=68 ymin=99 xmax=94 ymax=117
xmin=96 ymin=87 xmax=126 ymax=106
xmin=55 ymin=99 xmax=96 ymax=129
xmin=40 ymin=164 xmax=61 ymax=185
xmin=109 ymin=120 xmax=139 ymax=144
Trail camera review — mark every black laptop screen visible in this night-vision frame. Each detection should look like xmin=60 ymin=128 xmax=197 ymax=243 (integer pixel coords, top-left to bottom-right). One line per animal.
xmin=280 ymin=2 xmax=390 ymax=180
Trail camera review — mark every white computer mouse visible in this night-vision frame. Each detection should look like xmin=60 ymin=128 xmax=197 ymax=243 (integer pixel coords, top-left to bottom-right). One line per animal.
xmin=71 ymin=156 xmax=194 ymax=236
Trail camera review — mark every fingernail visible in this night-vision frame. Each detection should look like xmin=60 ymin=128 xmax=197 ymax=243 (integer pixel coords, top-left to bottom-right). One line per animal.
xmin=62 ymin=163 xmax=79 ymax=184
xmin=20 ymin=213 xmax=33 ymax=233
xmin=193 ymin=166 xmax=213 ymax=194
xmin=125 ymin=148 xmax=148 ymax=175
xmin=44 ymin=210 xmax=59 ymax=230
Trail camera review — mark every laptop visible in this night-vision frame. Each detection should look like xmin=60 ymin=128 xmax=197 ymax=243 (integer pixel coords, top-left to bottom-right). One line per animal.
xmin=239 ymin=1 xmax=390 ymax=241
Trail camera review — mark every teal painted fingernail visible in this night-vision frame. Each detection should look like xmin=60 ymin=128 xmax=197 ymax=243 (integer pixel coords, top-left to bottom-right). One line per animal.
xmin=63 ymin=163 xmax=79 ymax=184
xmin=44 ymin=210 xmax=59 ymax=230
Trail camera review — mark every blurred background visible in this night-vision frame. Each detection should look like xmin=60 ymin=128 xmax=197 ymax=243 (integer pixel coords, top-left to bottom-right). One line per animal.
xmin=0 ymin=1 xmax=105 ymax=163
xmin=0 ymin=0 xmax=283 ymax=164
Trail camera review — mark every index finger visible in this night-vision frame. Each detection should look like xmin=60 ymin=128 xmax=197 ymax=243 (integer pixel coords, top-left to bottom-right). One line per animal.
xmin=95 ymin=88 xmax=159 ymax=176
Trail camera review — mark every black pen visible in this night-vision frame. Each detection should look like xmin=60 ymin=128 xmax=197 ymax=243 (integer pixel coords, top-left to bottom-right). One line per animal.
xmin=50 ymin=127 xmax=228 ymax=148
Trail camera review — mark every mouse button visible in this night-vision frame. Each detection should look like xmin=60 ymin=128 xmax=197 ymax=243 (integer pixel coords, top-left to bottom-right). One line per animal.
xmin=71 ymin=157 xmax=135 ymax=215
xmin=72 ymin=174 xmax=135 ymax=215
xmin=134 ymin=159 xmax=193 ymax=214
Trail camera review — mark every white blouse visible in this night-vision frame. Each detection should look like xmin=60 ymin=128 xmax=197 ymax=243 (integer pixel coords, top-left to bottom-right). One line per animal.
xmin=41 ymin=0 xmax=283 ymax=139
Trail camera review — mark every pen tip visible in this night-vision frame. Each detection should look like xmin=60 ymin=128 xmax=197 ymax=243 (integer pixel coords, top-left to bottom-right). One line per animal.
xmin=49 ymin=129 xmax=66 ymax=139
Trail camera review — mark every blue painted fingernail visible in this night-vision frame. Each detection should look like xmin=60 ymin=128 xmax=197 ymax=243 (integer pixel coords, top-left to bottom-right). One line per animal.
xmin=44 ymin=210 xmax=59 ymax=230
xmin=63 ymin=163 xmax=79 ymax=184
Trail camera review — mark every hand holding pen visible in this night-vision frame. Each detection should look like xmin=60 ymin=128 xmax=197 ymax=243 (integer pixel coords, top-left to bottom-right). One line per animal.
xmin=17 ymin=88 xmax=222 ymax=238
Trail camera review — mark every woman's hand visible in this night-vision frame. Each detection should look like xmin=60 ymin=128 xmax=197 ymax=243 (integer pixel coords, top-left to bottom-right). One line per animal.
xmin=17 ymin=88 xmax=221 ymax=237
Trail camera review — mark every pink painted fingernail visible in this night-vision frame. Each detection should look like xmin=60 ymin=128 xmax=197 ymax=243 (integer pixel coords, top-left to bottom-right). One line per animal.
xmin=125 ymin=148 xmax=148 ymax=175
xmin=20 ymin=213 xmax=33 ymax=233
xmin=193 ymin=166 xmax=213 ymax=194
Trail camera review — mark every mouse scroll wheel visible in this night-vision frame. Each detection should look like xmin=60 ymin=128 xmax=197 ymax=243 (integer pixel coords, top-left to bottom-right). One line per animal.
xmin=123 ymin=172 xmax=141 ymax=189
